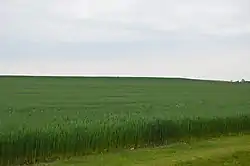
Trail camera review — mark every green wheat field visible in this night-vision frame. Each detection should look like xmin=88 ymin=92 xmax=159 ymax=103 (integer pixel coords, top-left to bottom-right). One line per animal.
xmin=0 ymin=76 xmax=250 ymax=165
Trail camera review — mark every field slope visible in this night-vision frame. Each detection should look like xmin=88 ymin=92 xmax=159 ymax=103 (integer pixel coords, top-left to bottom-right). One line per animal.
xmin=0 ymin=76 xmax=250 ymax=165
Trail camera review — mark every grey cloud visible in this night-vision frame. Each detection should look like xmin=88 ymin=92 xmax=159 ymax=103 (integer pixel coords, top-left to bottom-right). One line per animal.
xmin=1 ymin=0 xmax=250 ymax=42
xmin=0 ymin=0 xmax=250 ymax=80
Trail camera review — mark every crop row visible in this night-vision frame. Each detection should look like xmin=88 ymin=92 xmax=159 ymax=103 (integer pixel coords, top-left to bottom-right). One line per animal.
xmin=0 ymin=114 xmax=250 ymax=165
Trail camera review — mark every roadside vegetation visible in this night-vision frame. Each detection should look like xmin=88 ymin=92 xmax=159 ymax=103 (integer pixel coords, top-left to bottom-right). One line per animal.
xmin=43 ymin=135 xmax=250 ymax=166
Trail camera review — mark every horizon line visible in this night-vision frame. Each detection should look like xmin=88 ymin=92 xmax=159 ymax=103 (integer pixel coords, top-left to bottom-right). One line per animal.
xmin=0 ymin=74 xmax=242 ymax=82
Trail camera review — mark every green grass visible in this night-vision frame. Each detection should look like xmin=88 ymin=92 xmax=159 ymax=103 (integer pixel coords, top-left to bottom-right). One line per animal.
xmin=1 ymin=76 xmax=249 ymax=129
xmin=44 ymin=135 xmax=250 ymax=166
xmin=0 ymin=76 xmax=250 ymax=165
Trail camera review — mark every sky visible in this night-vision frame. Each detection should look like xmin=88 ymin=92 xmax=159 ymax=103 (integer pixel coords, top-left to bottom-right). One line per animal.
xmin=1 ymin=0 xmax=250 ymax=81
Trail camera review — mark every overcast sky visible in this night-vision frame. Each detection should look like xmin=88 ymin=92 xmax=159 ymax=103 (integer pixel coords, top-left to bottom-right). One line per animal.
xmin=1 ymin=0 xmax=250 ymax=80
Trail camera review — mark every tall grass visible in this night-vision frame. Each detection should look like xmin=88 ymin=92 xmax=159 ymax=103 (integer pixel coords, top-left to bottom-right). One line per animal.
xmin=1 ymin=114 xmax=250 ymax=165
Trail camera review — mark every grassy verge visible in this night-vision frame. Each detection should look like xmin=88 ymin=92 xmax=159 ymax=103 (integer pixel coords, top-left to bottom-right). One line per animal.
xmin=45 ymin=134 xmax=250 ymax=166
